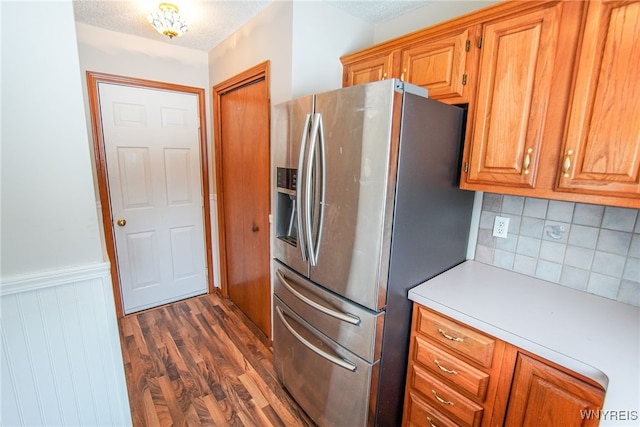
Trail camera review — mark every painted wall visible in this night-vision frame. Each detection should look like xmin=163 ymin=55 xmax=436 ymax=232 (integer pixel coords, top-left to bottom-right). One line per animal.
xmin=290 ymin=1 xmax=372 ymax=97
xmin=2 ymin=3 xmax=103 ymax=278
xmin=1 ymin=2 xmax=131 ymax=424
xmin=208 ymin=1 xmax=374 ymax=105
xmin=208 ymin=0 xmax=295 ymax=106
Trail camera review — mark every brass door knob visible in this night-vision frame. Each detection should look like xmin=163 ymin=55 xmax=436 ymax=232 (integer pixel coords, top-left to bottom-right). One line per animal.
xmin=116 ymin=218 xmax=127 ymax=227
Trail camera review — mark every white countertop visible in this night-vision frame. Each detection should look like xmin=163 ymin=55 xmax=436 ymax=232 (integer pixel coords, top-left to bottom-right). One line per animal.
xmin=408 ymin=260 xmax=640 ymax=426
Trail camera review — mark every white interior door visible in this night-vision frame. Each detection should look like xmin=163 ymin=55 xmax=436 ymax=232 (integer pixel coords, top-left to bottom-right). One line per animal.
xmin=99 ymin=83 xmax=207 ymax=314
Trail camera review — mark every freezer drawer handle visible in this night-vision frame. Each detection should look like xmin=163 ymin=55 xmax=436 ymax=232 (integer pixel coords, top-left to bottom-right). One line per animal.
xmin=276 ymin=270 xmax=361 ymax=325
xmin=276 ymin=306 xmax=357 ymax=372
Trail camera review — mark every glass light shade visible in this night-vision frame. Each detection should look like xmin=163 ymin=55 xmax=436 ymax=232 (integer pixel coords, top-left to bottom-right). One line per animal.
xmin=147 ymin=3 xmax=189 ymax=39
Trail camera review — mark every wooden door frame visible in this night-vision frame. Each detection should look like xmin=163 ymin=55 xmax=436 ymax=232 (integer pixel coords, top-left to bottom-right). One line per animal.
xmin=212 ymin=61 xmax=271 ymax=298
xmin=86 ymin=71 xmax=214 ymax=318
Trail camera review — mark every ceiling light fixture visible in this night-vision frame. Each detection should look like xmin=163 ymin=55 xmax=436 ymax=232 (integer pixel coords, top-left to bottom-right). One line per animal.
xmin=147 ymin=2 xmax=189 ymax=39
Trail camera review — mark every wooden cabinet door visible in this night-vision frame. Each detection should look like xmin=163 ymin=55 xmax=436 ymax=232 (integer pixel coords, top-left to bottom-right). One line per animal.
xmin=556 ymin=0 xmax=640 ymax=200
xmin=400 ymin=27 xmax=478 ymax=104
xmin=466 ymin=3 xmax=562 ymax=188
xmin=343 ymin=52 xmax=394 ymax=87
xmin=505 ymin=354 xmax=604 ymax=427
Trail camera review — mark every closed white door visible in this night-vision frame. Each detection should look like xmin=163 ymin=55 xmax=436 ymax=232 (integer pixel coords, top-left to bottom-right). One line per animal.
xmin=99 ymin=83 xmax=207 ymax=314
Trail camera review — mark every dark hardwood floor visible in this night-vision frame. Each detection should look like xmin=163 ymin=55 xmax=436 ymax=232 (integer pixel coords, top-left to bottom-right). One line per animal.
xmin=118 ymin=292 xmax=314 ymax=426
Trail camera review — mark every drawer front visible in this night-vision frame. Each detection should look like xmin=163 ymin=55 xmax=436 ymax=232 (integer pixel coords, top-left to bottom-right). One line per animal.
xmin=413 ymin=335 xmax=490 ymax=401
xmin=416 ymin=306 xmax=495 ymax=368
xmin=407 ymin=391 xmax=459 ymax=427
xmin=273 ymin=296 xmax=374 ymax=426
xmin=409 ymin=364 xmax=483 ymax=427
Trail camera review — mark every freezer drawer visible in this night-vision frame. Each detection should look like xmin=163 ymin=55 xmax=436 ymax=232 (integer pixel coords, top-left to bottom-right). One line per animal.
xmin=273 ymin=260 xmax=383 ymax=363
xmin=273 ymin=295 xmax=378 ymax=427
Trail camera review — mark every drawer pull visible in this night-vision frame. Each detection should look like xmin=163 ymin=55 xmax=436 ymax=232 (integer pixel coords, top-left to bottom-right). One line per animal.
xmin=434 ymin=359 xmax=458 ymax=375
xmin=437 ymin=328 xmax=463 ymax=342
xmin=427 ymin=416 xmax=437 ymax=427
xmin=432 ymin=390 xmax=454 ymax=406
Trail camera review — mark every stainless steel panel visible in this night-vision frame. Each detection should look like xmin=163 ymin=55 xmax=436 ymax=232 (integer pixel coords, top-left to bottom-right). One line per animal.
xmin=272 ymin=95 xmax=313 ymax=276
xmin=273 ymin=295 xmax=376 ymax=427
xmin=273 ymin=260 xmax=383 ymax=363
xmin=374 ymin=95 xmax=473 ymax=427
xmin=309 ymin=79 xmax=405 ymax=311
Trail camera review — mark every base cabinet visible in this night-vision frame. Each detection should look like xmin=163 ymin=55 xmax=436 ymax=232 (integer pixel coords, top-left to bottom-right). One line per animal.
xmin=505 ymin=354 xmax=605 ymax=427
xmin=403 ymin=304 xmax=605 ymax=427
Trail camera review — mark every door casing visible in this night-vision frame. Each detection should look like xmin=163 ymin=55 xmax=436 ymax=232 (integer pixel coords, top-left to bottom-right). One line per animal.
xmin=86 ymin=71 xmax=214 ymax=318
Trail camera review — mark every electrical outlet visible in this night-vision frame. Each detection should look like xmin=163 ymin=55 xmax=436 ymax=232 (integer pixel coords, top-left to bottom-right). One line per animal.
xmin=493 ymin=216 xmax=510 ymax=238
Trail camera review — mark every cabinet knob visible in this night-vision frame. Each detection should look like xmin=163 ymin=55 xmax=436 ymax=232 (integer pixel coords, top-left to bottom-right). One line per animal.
xmin=380 ymin=72 xmax=387 ymax=81
xmin=523 ymin=148 xmax=533 ymax=175
xmin=562 ymin=150 xmax=574 ymax=178
xmin=116 ymin=218 xmax=127 ymax=227
xmin=401 ymin=68 xmax=407 ymax=82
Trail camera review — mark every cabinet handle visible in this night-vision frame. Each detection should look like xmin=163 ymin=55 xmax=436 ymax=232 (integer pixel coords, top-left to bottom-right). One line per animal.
xmin=434 ymin=359 xmax=458 ymax=375
xmin=380 ymin=72 xmax=387 ymax=81
xmin=401 ymin=68 xmax=406 ymax=81
xmin=437 ymin=328 xmax=463 ymax=342
xmin=523 ymin=147 xmax=533 ymax=175
xmin=427 ymin=416 xmax=437 ymax=427
xmin=432 ymin=390 xmax=454 ymax=406
xmin=562 ymin=150 xmax=574 ymax=178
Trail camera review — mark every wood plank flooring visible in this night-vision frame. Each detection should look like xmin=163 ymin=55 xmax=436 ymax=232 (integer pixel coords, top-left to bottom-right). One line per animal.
xmin=119 ymin=293 xmax=315 ymax=426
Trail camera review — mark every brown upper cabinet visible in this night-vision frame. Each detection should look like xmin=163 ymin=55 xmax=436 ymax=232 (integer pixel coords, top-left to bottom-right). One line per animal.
xmin=341 ymin=0 xmax=640 ymax=208
xmin=466 ymin=2 xmax=564 ymax=190
xmin=399 ymin=26 xmax=480 ymax=104
xmin=342 ymin=24 xmax=480 ymax=105
xmin=343 ymin=50 xmax=396 ymax=87
xmin=556 ymin=0 xmax=640 ymax=201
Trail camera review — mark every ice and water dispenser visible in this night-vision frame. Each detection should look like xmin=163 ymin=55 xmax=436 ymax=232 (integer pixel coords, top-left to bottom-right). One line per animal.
xmin=275 ymin=167 xmax=298 ymax=246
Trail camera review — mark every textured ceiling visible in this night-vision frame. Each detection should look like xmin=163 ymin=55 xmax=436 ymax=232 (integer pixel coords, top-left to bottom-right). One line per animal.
xmin=73 ymin=1 xmax=430 ymax=52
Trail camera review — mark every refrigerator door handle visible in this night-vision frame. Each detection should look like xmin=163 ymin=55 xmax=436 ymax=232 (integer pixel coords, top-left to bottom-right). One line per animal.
xmin=275 ymin=306 xmax=357 ymax=372
xmin=306 ymin=113 xmax=326 ymax=266
xmin=296 ymin=113 xmax=312 ymax=262
xmin=314 ymin=113 xmax=326 ymax=265
xmin=276 ymin=270 xmax=361 ymax=325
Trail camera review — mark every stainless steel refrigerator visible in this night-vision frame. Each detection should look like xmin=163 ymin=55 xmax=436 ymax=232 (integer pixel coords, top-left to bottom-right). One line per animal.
xmin=271 ymin=79 xmax=474 ymax=426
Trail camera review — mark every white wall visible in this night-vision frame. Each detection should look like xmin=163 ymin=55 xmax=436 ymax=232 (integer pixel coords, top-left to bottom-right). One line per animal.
xmin=1 ymin=2 xmax=131 ymax=424
xmin=209 ymin=0 xmax=294 ymax=106
xmin=1 ymin=2 xmax=103 ymax=278
xmin=291 ymin=1 xmax=372 ymax=97
xmin=373 ymin=0 xmax=500 ymax=43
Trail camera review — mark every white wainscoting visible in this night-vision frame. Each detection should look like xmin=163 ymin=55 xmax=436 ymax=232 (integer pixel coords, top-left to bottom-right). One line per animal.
xmin=0 ymin=263 xmax=132 ymax=426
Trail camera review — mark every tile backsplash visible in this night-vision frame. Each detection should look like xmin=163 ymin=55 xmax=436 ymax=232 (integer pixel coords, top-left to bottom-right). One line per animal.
xmin=475 ymin=193 xmax=640 ymax=307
